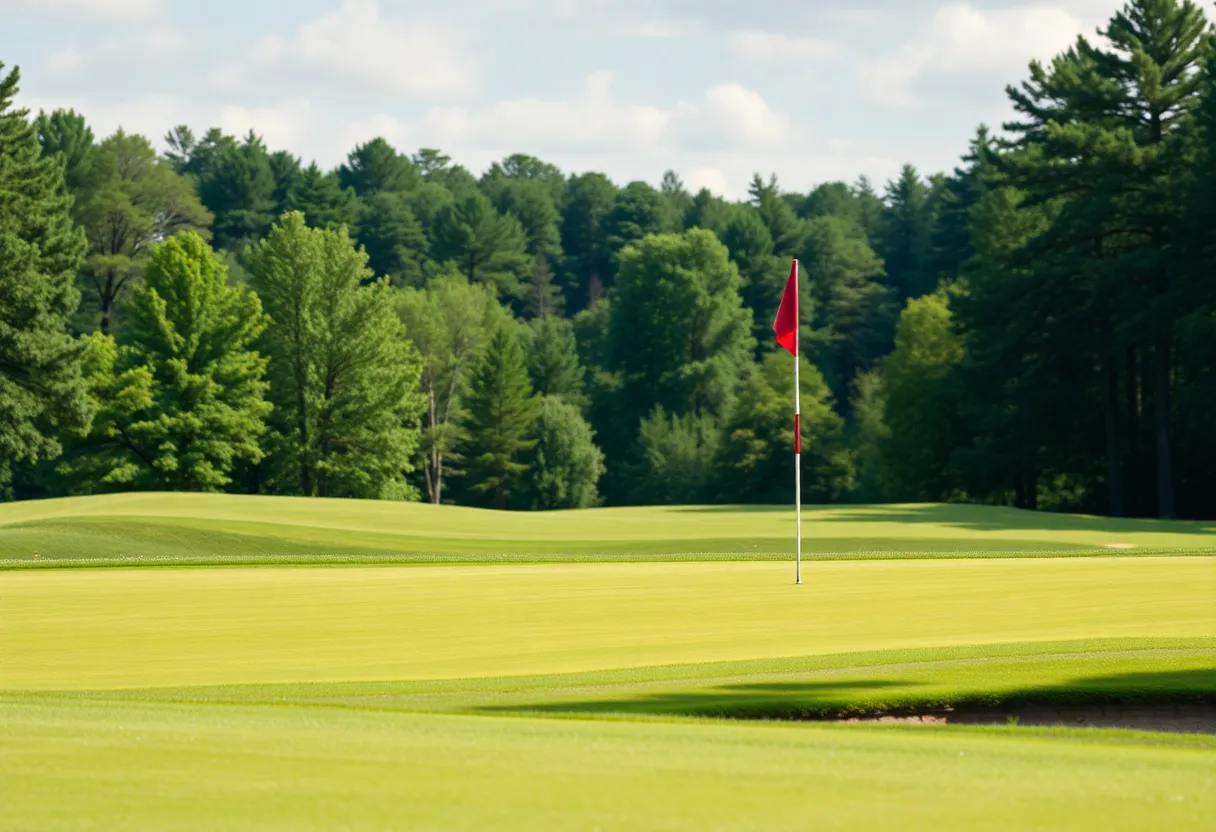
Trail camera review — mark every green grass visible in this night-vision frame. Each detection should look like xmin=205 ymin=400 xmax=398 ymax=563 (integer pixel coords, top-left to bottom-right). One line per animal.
xmin=5 ymin=559 xmax=1214 ymax=689
xmin=3 ymin=698 xmax=1214 ymax=831
xmin=3 ymin=494 xmax=1215 ymax=829
xmin=1 ymin=492 xmax=1214 ymax=567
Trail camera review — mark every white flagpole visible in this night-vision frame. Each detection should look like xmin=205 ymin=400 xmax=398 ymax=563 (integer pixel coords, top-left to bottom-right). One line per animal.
xmin=793 ymin=260 xmax=802 ymax=586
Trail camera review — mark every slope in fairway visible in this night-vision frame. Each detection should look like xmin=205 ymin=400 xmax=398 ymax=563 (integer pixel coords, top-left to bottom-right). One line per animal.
xmin=2 ymin=492 xmax=1214 ymax=566
xmin=2 ymin=698 xmax=1213 ymax=832
xmin=4 ymin=558 xmax=1215 ymax=689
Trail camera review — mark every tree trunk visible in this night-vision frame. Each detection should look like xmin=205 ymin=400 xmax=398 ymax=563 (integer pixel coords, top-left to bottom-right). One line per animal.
xmin=1124 ymin=347 xmax=1140 ymax=515
xmin=1153 ymin=334 xmax=1175 ymax=519
xmin=1102 ymin=354 xmax=1124 ymax=517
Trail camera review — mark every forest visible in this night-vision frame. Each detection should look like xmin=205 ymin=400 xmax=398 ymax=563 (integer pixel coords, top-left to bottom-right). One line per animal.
xmin=2 ymin=0 xmax=1214 ymax=519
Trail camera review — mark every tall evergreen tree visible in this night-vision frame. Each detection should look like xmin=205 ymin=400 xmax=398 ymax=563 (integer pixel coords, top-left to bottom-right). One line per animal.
xmin=35 ymin=109 xmax=95 ymax=194
xmin=524 ymin=315 xmax=585 ymax=406
xmin=339 ymin=138 xmax=419 ymax=196
xmin=195 ymin=131 xmax=277 ymax=251
xmin=433 ymin=191 xmax=532 ymax=300
xmin=458 ymin=327 xmax=539 ymax=509
xmin=1003 ymin=0 xmax=1212 ymax=517
xmin=876 ymin=164 xmax=935 ymax=302
xmin=286 ymin=163 xmax=355 ymax=231
xmin=354 ymin=191 xmax=429 ymax=286
xmin=0 ymin=63 xmax=92 ymax=495
xmin=561 ymin=172 xmax=616 ymax=309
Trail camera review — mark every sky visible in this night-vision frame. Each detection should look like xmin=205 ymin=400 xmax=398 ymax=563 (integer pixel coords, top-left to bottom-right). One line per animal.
xmin=3 ymin=0 xmax=1124 ymax=198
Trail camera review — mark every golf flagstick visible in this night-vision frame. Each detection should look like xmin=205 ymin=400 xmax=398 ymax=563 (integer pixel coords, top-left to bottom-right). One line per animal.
xmin=773 ymin=260 xmax=802 ymax=585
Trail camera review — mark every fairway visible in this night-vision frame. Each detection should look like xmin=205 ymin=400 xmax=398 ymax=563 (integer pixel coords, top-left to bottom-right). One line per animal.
xmin=2 ymin=493 xmax=1214 ymax=567
xmin=2 ymin=498 xmax=1214 ymax=829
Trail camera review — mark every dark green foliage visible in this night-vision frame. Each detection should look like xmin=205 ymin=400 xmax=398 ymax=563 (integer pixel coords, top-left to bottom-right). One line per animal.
xmin=524 ymin=315 xmax=585 ymax=407
xmin=339 ymin=138 xmax=419 ymax=196
xmin=433 ymin=190 xmax=532 ymax=300
xmin=525 ymin=396 xmax=604 ymax=509
xmin=458 ymin=327 xmax=539 ymax=509
xmin=60 ymin=233 xmax=270 ymax=492
xmin=354 ymin=191 xmax=428 ymax=286
xmin=0 ymin=63 xmax=91 ymax=494
xmin=624 ymin=407 xmax=719 ymax=505
xmin=601 ymin=230 xmax=755 ymax=483
xmin=684 ymin=188 xmax=732 ymax=235
xmin=798 ymin=217 xmax=895 ymax=408
xmin=714 ymin=354 xmax=854 ymax=503
xmin=35 ymin=109 xmax=95 ymax=193
xmin=286 ymin=163 xmax=355 ymax=231
xmin=268 ymin=151 xmax=302 ymax=216
xmin=560 ymin=172 xmax=616 ymax=310
xmin=602 ymin=180 xmax=667 ymax=280
xmin=876 ymin=164 xmax=934 ymax=302
xmin=193 ymin=132 xmax=277 ymax=252
xmin=523 ymin=254 xmax=564 ymax=319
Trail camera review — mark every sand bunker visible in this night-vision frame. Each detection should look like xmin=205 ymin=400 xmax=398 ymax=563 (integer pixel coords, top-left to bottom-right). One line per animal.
xmin=830 ymin=704 xmax=1216 ymax=734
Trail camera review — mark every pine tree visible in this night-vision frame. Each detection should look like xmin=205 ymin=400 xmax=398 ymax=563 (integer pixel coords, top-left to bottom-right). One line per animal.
xmin=59 ymin=233 xmax=271 ymax=492
xmin=458 ymin=327 xmax=539 ymax=509
xmin=0 ymin=63 xmax=91 ymax=494
xmin=396 ymin=274 xmax=506 ymax=504
xmin=354 ymin=191 xmax=428 ymax=286
xmin=433 ymin=191 xmax=532 ymax=300
xmin=35 ymin=109 xmax=95 ymax=194
xmin=525 ymin=315 xmax=585 ymax=406
xmin=286 ymin=163 xmax=355 ymax=231
xmin=339 ymin=138 xmax=419 ymax=196
xmin=877 ymin=164 xmax=934 ymax=302
xmin=523 ymin=253 xmax=563 ymax=319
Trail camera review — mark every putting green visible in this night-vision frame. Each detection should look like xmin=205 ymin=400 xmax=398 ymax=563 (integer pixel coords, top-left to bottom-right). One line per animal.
xmin=1 ymin=493 xmax=1213 ymax=567
xmin=2 ymin=698 xmax=1213 ymax=832
xmin=3 ymin=558 xmax=1213 ymax=690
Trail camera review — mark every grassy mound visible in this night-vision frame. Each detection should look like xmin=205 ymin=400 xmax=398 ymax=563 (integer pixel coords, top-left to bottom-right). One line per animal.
xmin=1 ymin=492 xmax=1213 ymax=567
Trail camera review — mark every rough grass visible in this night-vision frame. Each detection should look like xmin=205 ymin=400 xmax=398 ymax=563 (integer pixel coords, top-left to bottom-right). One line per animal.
xmin=2 ymin=493 xmax=1214 ymax=567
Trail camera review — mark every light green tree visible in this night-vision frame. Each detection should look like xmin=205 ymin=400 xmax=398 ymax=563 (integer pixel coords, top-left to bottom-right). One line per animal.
xmin=525 ymin=396 xmax=604 ymax=509
xmin=247 ymin=212 xmax=425 ymax=499
xmin=60 ymin=233 xmax=270 ymax=491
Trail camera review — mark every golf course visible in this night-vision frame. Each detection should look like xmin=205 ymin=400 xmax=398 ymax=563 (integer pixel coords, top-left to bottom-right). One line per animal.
xmin=1 ymin=494 xmax=1214 ymax=830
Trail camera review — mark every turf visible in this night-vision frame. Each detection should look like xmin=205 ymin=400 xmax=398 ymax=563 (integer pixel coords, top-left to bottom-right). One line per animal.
xmin=4 ymin=559 xmax=1214 ymax=689
xmin=3 ymin=495 xmax=1214 ymax=829
xmin=2 ymin=492 xmax=1214 ymax=567
xmin=3 ymin=698 xmax=1213 ymax=832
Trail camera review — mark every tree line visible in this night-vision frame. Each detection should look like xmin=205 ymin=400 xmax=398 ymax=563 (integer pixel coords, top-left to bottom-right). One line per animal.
xmin=2 ymin=0 xmax=1214 ymax=517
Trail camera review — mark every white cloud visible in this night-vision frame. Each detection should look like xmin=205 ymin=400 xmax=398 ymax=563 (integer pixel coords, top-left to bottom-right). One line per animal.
xmin=424 ymin=73 xmax=792 ymax=157
xmin=218 ymin=98 xmax=318 ymax=153
xmin=729 ymin=30 xmax=839 ymax=64
xmin=3 ymin=0 xmax=162 ymax=21
xmin=684 ymin=167 xmax=729 ymax=196
xmin=47 ymin=26 xmax=190 ymax=76
xmin=246 ymin=0 xmax=478 ymax=99
xmin=425 ymin=71 xmax=670 ymax=152
xmin=861 ymin=3 xmax=1084 ymax=107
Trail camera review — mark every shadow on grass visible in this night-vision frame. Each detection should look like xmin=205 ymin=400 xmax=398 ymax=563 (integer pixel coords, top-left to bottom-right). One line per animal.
xmin=479 ymin=668 xmax=1216 ymax=721
xmin=676 ymin=503 xmax=1216 ymax=536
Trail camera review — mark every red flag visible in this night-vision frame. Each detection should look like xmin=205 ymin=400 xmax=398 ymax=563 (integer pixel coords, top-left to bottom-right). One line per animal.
xmin=773 ymin=260 xmax=798 ymax=356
